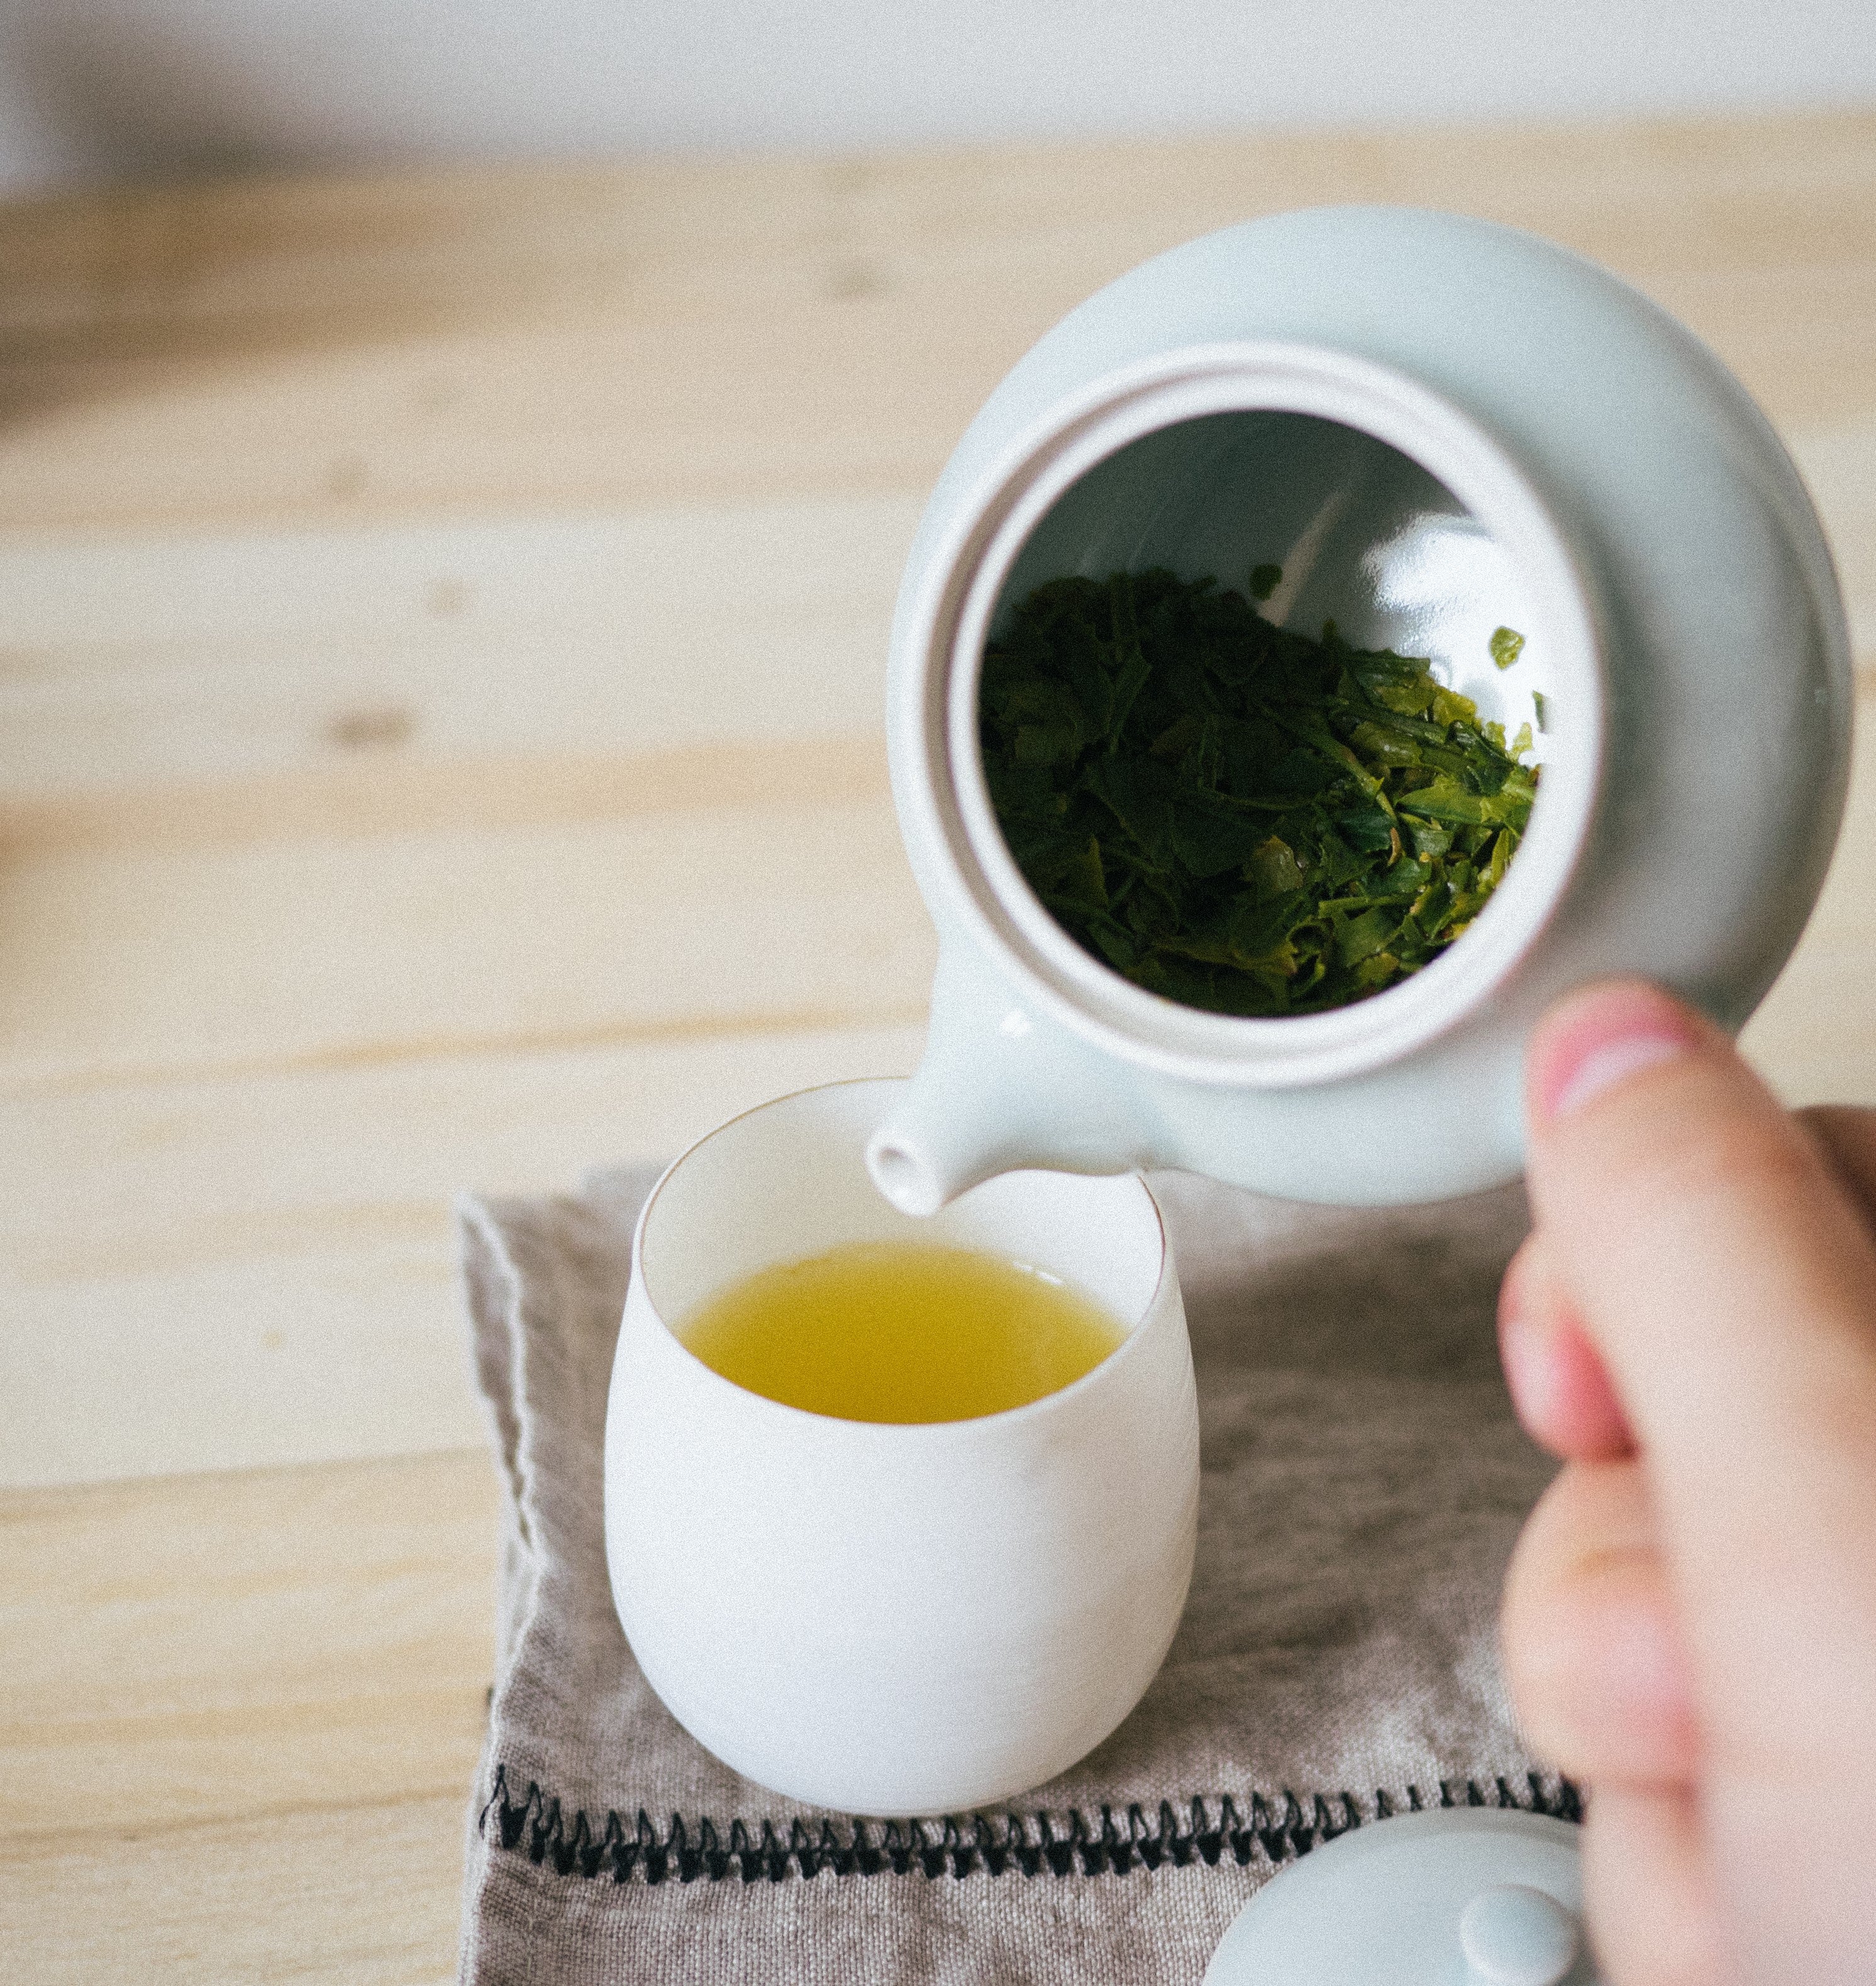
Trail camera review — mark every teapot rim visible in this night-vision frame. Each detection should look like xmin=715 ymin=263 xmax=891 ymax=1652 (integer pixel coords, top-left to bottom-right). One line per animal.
xmin=904 ymin=338 xmax=1606 ymax=1090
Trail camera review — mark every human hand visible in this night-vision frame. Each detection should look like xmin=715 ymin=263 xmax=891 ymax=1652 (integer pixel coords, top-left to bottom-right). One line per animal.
xmin=1497 ymin=980 xmax=1876 ymax=1985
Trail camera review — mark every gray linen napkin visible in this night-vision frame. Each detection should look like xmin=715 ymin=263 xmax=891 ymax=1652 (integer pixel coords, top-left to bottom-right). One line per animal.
xmin=455 ymin=1163 xmax=1570 ymax=1986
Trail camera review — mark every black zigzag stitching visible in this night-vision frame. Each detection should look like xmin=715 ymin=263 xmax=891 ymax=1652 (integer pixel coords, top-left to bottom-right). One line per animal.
xmin=478 ymin=1764 xmax=1581 ymax=1885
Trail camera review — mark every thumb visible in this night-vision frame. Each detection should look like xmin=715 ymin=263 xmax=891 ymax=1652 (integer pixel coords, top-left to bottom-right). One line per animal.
xmin=1523 ymin=980 xmax=1876 ymax=1785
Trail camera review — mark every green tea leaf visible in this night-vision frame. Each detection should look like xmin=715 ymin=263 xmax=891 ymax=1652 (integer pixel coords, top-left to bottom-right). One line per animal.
xmin=1170 ymin=806 xmax=1273 ymax=879
xmin=1246 ymin=835 xmax=1307 ymax=901
xmin=1396 ymin=775 xmax=1530 ymax=829
xmin=1335 ymin=906 xmax=1399 ymax=965
xmin=1349 ymin=719 xmax=1424 ymax=768
xmin=1490 ymin=625 xmax=1526 ymax=670
xmin=979 ymin=567 xmax=1542 ymax=1017
xmin=1060 ymin=836 xmax=1109 ymax=911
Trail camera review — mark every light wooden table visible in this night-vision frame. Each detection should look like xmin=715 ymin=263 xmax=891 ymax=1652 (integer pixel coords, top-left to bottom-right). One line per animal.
xmin=3 ymin=111 xmax=1874 ymax=1981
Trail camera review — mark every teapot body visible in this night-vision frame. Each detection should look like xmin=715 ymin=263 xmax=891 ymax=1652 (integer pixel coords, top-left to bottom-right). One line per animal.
xmin=867 ymin=207 xmax=1851 ymax=1216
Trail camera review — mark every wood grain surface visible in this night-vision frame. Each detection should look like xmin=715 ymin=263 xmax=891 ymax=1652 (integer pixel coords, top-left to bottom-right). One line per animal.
xmin=3 ymin=110 xmax=1874 ymax=1980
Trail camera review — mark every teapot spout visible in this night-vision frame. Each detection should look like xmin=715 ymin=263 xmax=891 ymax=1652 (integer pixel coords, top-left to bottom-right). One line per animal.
xmin=866 ymin=945 xmax=1153 ymax=1216
xmin=866 ymin=1077 xmax=1015 ymax=1218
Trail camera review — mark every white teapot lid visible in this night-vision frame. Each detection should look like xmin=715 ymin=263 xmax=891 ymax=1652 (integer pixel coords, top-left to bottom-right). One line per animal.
xmin=1203 ymin=1809 xmax=1600 ymax=1985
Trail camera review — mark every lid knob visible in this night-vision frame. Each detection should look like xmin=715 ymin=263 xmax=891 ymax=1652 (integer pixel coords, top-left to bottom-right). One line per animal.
xmin=1459 ymin=1882 xmax=1582 ymax=1985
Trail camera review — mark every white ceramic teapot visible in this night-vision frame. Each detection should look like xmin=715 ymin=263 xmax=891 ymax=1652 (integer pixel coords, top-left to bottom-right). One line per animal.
xmin=865 ymin=206 xmax=1852 ymax=1216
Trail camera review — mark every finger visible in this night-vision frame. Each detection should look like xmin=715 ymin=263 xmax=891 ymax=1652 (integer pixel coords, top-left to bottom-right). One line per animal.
xmin=1501 ymin=1458 xmax=1699 ymax=1788
xmin=1801 ymin=1103 xmax=1876 ymax=1231
xmin=1498 ymin=1236 xmax=1634 ymax=1460
xmin=1580 ymin=1783 xmax=1720 ymax=1986
xmin=1524 ymin=980 xmax=1876 ymax=1767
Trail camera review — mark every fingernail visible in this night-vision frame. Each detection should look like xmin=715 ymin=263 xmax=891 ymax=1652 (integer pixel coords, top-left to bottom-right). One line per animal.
xmin=1550 ymin=1034 xmax=1687 ymax=1120
xmin=1532 ymin=985 xmax=1700 ymax=1126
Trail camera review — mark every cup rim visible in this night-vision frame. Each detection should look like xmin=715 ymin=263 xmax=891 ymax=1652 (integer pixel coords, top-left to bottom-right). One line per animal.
xmin=630 ymin=1076 xmax=1172 ymax=1436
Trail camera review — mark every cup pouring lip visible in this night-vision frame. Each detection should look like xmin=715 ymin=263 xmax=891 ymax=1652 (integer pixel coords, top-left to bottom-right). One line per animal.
xmin=897 ymin=338 xmax=1607 ymax=1094
xmin=628 ymin=1075 xmax=1175 ymax=1439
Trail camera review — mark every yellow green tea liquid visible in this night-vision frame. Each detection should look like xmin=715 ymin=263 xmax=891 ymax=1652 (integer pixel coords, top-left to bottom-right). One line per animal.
xmin=675 ymin=1240 xmax=1127 ymax=1423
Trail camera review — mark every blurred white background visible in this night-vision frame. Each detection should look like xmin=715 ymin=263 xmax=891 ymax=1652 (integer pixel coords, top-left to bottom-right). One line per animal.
xmin=1 ymin=0 xmax=1873 ymax=194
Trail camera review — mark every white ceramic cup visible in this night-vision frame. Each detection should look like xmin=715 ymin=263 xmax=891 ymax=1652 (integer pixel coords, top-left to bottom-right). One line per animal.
xmin=603 ymin=1077 xmax=1198 ymax=1816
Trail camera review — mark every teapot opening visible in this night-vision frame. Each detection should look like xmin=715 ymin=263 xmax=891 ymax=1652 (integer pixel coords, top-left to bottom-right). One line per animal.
xmin=924 ymin=344 xmax=1602 ymax=1090
xmin=989 ymin=410 xmax=1557 ymax=768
